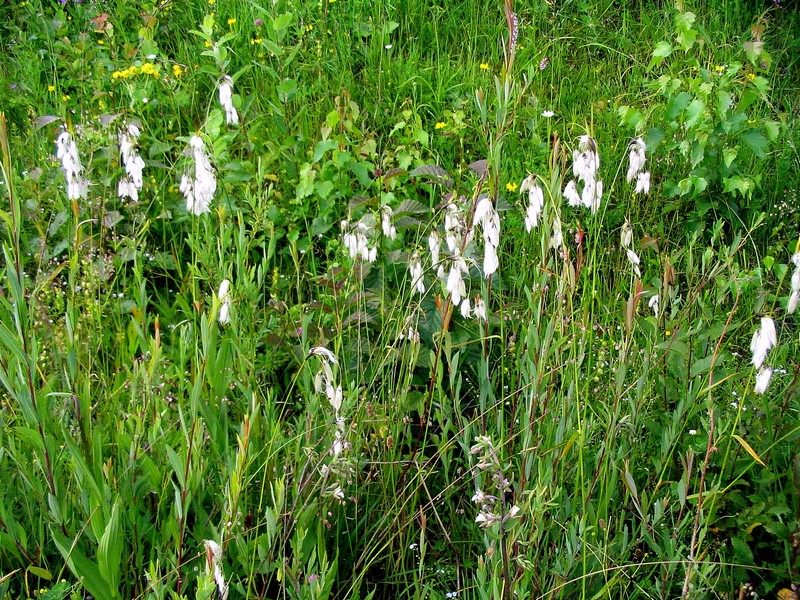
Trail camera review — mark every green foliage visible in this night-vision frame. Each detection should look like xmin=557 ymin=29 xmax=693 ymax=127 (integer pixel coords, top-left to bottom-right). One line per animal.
xmin=0 ymin=0 xmax=798 ymax=599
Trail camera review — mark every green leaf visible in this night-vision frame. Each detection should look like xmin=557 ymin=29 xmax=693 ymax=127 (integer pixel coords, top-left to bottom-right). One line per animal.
xmin=51 ymin=527 xmax=116 ymax=600
xmin=742 ymin=130 xmax=768 ymax=157
xmin=28 ymin=565 xmax=52 ymax=580
xmin=312 ymin=140 xmax=338 ymax=163
xmin=272 ymin=12 xmax=293 ymax=31
xmin=277 ymin=78 xmax=297 ymax=103
xmin=723 ymin=147 xmax=738 ymax=168
xmin=98 ymin=500 xmax=123 ymax=591
xmin=685 ymin=98 xmax=705 ymax=129
xmin=649 ymin=41 xmax=673 ymax=68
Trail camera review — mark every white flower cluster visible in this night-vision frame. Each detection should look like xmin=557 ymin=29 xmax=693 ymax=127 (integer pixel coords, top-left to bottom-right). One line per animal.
xmin=180 ymin=135 xmax=217 ymax=215
xmin=520 ymin=174 xmax=544 ymax=232
xmin=381 ymin=205 xmax=397 ymax=240
xmin=310 ymin=346 xmax=342 ymax=414
xmin=627 ymin=137 xmax=651 ymax=195
xmin=118 ymin=123 xmax=145 ymax=202
xmin=620 ymin=221 xmax=641 ymax=278
xmin=342 ymin=218 xmax=378 ymax=263
xmin=563 ymin=135 xmax=603 ymax=213
xmin=473 ymin=195 xmax=500 ymax=277
xmin=469 ymin=436 xmax=521 ymax=530
xmin=409 ymin=253 xmax=425 ymax=295
xmin=55 ymin=130 xmax=89 ymax=200
xmin=218 ymin=75 xmax=239 ymax=126
xmin=750 ymin=317 xmax=777 ymax=395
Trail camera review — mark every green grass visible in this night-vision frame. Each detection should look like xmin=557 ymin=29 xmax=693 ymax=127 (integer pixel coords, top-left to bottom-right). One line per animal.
xmin=0 ymin=0 xmax=799 ymax=599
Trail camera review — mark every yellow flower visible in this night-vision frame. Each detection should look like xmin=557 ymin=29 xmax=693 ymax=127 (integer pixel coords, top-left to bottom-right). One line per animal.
xmin=172 ymin=64 xmax=183 ymax=78
xmin=208 ymin=0 xmax=215 ymax=4
xmin=227 ymin=17 xmax=236 ymax=25
xmin=506 ymin=182 xmax=518 ymax=192
xmin=205 ymin=40 xmax=213 ymax=48
xmin=435 ymin=122 xmax=446 ymax=130
xmin=306 ymin=24 xmax=313 ymax=31
xmin=746 ymin=72 xmax=756 ymax=81
xmin=48 ymin=85 xmax=56 ymax=92
xmin=480 ymin=63 xmax=489 ymax=70
xmin=251 ymin=38 xmax=263 ymax=44
xmin=62 ymin=95 xmax=71 ymax=102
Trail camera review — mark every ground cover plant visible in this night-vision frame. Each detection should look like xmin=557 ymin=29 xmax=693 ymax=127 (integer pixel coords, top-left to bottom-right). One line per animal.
xmin=0 ymin=0 xmax=799 ymax=598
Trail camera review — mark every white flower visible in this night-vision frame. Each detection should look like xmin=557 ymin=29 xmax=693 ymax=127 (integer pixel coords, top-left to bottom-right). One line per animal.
xmin=788 ymin=253 xmax=800 ymax=314
xmin=332 ymin=486 xmax=345 ymax=501
xmin=55 ymin=130 xmax=89 ymax=200
xmin=625 ymin=249 xmax=642 ymax=277
xmin=310 ymin=346 xmax=338 ymax=364
xmin=460 ymin=297 xmax=471 ymax=319
xmin=218 ymin=75 xmax=239 ymax=125
xmin=471 ymin=489 xmax=485 ymax=503
xmin=754 ymin=366 xmax=773 ymax=395
xmin=218 ymin=279 xmax=232 ymax=324
xmin=446 ymin=255 xmax=468 ymax=306
xmin=203 ymin=540 xmax=229 ymax=600
xmin=342 ymin=220 xmax=377 ymax=262
xmin=409 ymin=254 xmax=425 ymax=295
xmin=541 ymin=110 xmax=555 ymax=118
xmin=381 ymin=205 xmax=396 ymax=240
xmin=563 ymin=179 xmax=581 ymax=207
xmin=620 ymin=222 xmax=633 ymax=249
xmin=550 ymin=215 xmax=563 ymax=250
xmin=182 ymin=135 xmax=216 ymax=215
xmin=789 ymin=291 xmax=800 ymax=314
xmin=475 ymin=511 xmax=500 ymax=527
xmin=521 ymin=175 xmax=544 ymax=231
xmin=627 ymin=138 xmax=647 ymax=182
xmin=473 ymin=196 xmax=500 ymax=277
xmin=444 ymin=203 xmax=462 ymax=253
xmin=118 ymin=123 xmax=145 ymax=201
xmin=634 ymin=171 xmax=651 ymax=195
xmin=750 ymin=317 xmax=777 ymax=369
xmin=428 ymin=231 xmax=441 ymax=271
xmin=648 ymin=294 xmax=659 ymax=318
xmin=473 ymin=297 xmax=487 ymax=322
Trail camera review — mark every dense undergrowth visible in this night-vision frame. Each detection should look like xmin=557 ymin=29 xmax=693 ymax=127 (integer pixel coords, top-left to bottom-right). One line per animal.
xmin=0 ymin=0 xmax=799 ymax=598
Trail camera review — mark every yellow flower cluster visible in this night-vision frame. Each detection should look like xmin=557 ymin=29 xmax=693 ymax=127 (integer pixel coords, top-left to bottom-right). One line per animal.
xmin=112 ymin=63 xmax=161 ymax=80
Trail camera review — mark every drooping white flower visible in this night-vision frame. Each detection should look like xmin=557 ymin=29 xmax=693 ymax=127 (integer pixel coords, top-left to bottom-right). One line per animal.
xmin=460 ymin=297 xmax=472 ymax=319
xmin=218 ymin=75 xmax=239 ymax=125
xmin=217 ymin=279 xmax=232 ymax=324
xmin=563 ymin=179 xmax=581 ymax=207
xmin=635 ymin=171 xmax=651 ymax=195
xmin=754 ymin=366 xmax=773 ymax=395
xmin=55 ymin=130 xmax=89 ymax=200
xmin=473 ymin=196 xmax=500 ymax=277
xmin=409 ymin=253 xmax=425 ymax=295
xmin=203 ymin=540 xmax=229 ymax=600
xmin=750 ymin=317 xmax=777 ymax=369
xmin=118 ymin=123 xmax=145 ymax=201
xmin=550 ymin=215 xmax=563 ymax=250
xmin=428 ymin=231 xmax=441 ymax=270
xmin=625 ymin=249 xmax=642 ymax=277
xmin=648 ymin=294 xmax=659 ymax=318
xmin=381 ymin=205 xmax=396 ymax=240
xmin=444 ymin=203 xmax=462 ymax=253
xmin=620 ymin=222 xmax=633 ymax=249
xmin=446 ymin=254 xmax=468 ymax=306
xmin=627 ymin=138 xmax=647 ymax=182
xmin=521 ymin=175 xmax=544 ymax=232
xmin=473 ymin=297 xmax=487 ymax=322
xmin=310 ymin=346 xmax=338 ymax=365
xmin=342 ymin=220 xmax=377 ymax=263
xmin=182 ymin=135 xmax=216 ymax=215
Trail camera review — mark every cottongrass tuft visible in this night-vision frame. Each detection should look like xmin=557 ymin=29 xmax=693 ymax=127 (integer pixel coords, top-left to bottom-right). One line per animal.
xmin=564 ymin=135 xmax=603 ymax=212
xmin=754 ymin=366 xmax=773 ymax=394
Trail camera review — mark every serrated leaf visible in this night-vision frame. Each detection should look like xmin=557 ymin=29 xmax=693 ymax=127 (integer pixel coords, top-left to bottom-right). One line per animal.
xmin=394 ymin=199 xmax=429 ymax=216
xmin=723 ymin=147 xmax=738 ymax=168
xmin=649 ymin=41 xmax=673 ymax=68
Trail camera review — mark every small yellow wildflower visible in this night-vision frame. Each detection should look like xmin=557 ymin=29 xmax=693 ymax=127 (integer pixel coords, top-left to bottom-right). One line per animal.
xmin=97 ymin=40 xmax=104 ymax=45
xmin=251 ymin=38 xmax=263 ymax=45
xmin=208 ymin=0 xmax=215 ymax=4
xmin=506 ymin=182 xmax=518 ymax=193
xmin=62 ymin=95 xmax=71 ymax=102
xmin=172 ymin=64 xmax=183 ymax=78
xmin=265 ymin=174 xmax=278 ymax=182
xmin=480 ymin=63 xmax=489 ymax=70
xmin=227 ymin=17 xmax=236 ymax=25
xmin=714 ymin=65 xmax=725 ymax=73
xmin=746 ymin=72 xmax=756 ymax=81
xmin=205 ymin=40 xmax=213 ymax=48
xmin=306 ymin=24 xmax=313 ymax=31
xmin=48 ymin=85 xmax=56 ymax=92
xmin=435 ymin=122 xmax=446 ymax=130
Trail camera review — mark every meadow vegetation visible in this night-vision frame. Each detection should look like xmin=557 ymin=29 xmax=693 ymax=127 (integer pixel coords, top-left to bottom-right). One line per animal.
xmin=0 ymin=0 xmax=799 ymax=598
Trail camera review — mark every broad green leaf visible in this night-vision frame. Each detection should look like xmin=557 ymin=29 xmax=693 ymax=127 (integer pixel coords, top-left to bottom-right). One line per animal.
xmin=742 ymin=130 xmax=768 ymax=157
xmin=98 ymin=499 xmax=123 ymax=591
xmin=51 ymin=527 xmax=115 ymax=600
